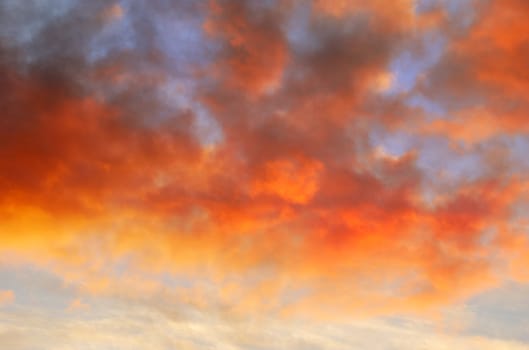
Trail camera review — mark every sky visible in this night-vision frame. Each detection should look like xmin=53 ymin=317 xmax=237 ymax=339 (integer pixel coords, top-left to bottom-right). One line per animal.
xmin=1 ymin=0 xmax=529 ymax=349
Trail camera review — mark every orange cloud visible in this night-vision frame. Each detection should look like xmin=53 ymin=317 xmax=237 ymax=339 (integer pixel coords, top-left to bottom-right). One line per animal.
xmin=251 ymin=157 xmax=323 ymax=204
xmin=101 ymin=3 xmax=124 ymax=23
xmin=67 ymin=298 xmax=90 ymax=312
xmin=420 ymin=107 xmax=529 ymax=144
xmin=0 ymin=0 xmax=528 ymax=321
xmin=204 ymin=0 xmax=288 ymax=96
xmin=0 ymin=290 xmax=15 ymax=306
xmin=415 ymin=0 xmax=529 ymax=142
xmin=313 ymin=0 xmax=414 ymax=27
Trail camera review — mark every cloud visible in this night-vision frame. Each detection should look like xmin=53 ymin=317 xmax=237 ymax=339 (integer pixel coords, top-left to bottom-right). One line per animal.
xmin=250 ymin=157 xmax=323 ymax=204
xmin=414 ymin=0 xmax=529 ymax=142
xmin=101 ymin=3 xmax=124 ymax=23
xmin=204 ymin=0 xmax=288 ymax=96
xmin=0 ymin=0 xmax=528 ymax=322
xmin=2 ymin=283 xmax=529 ymax=350
xmin=67 ymin=298 xmax=90 ymax=312
xmin=312 ymin=0 xmax=415 ymax=28
xmin=0 ymin=290 xmax=14 ymax=306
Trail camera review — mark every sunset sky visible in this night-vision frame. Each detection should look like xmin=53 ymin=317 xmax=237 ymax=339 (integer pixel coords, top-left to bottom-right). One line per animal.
xmin=1 ymin=0 xmax=529 ymax=349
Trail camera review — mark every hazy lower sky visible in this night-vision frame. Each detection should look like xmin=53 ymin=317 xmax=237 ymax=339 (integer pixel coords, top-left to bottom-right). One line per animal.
xmin=1 ymin=0 xmax=529 ymax=349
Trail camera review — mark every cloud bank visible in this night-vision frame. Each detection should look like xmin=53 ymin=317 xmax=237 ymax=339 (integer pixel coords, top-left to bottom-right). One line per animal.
xmin=0 ymin=0 xmax=528 ymax=322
